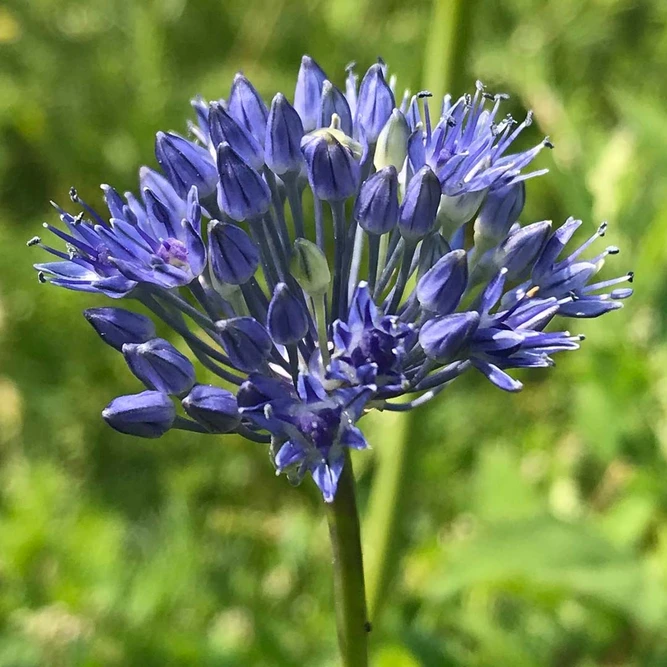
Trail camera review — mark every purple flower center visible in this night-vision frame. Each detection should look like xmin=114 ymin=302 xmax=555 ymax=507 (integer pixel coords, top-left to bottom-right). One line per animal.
xmin=156 ymin=238 xmax=189 ymax=268
xmin=297 ymin=406 xmax=341 ymax=451
xmin=95 ymin=244 xmax=113 ymax=266
xmin=351 ymin=328 xmax=398 ymax=375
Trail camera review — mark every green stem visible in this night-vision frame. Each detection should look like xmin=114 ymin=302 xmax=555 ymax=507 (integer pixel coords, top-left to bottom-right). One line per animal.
xmin=327 ymin=451 xmax=369 ymax=667
xmin=423 ymin=0 xmax=477 ymax=100
xmin=313 ymin=294 xmax=330 ymax=366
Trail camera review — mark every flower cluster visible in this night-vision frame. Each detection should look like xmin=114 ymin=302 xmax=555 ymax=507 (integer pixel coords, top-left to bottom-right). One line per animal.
xmin=30 ymin=56 xmax=632 ymax=502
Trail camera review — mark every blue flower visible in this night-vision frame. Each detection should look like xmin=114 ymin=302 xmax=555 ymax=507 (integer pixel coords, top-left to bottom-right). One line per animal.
xmin=408 ymin=83 xmax=551 ymax=198
xmin=529 ymin=219 xmax=634 ymax=317
xmin=328 ymin=283 xmax=415 ymax=393
xmin=29 ymin=56 xmax=632 ymax=501
xmin=238 ymin=373 xmax=369 ymax=501
xmin=33 ymin=179 xmax=206 ymax=294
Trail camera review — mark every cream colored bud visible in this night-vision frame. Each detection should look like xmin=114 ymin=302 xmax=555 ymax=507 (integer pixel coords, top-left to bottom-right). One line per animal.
xmin=374 ymin=108 xmax=409 ymax=171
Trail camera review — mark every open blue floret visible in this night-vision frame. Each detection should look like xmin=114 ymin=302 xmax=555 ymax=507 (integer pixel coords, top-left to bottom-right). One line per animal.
xmin=327 ymin=283 xmax=415 ymax=394
xmin=238 ymin=373 xmax=370 ymax=500
xmin=34 ymin=173 xmax=206 ymax=295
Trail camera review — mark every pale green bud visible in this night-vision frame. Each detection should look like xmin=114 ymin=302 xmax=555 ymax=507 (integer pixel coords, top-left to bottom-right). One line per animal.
xmin=291 ymin=238 xmax=331 ymax=296
xmin=373 ymin=108 xmax=409 ymax=171
xmin=438 ymin=189 xmax=488 ymax=240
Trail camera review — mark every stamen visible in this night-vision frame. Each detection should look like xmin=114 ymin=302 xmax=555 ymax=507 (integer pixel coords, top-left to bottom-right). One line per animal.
xmin=580 ymin=270 xmax=634 ymax=294
xmin=493 ymin=110 xmax=533 ymax=159
xmin=487 ymin=93 xmax=508 ymax=126
xmin=33 ymin=241 xmax=72 ymax=261
xmin=418 ymin=91 xmax=433 ymax=144
xmin=50 ymin=201 xmax=77 ymax=225
xmin=565 ymin=223 xmax=608 ymax=263
xmin=42 ymin=222 xmax=96 ymax=256
xmin=526 ymin=286 xmax=540 ymax=298
xmin=441 ymin=93 xmax=452 ymax=117
xmin=69 ymin=187 xmax=107 ymax=226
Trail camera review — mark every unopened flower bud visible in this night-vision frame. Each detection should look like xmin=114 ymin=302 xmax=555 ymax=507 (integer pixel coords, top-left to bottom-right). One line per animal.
xmin=355 ymin=63 xmax=395 ymax=144
xmin=216 ymin=317 xmax=272 ymax=372
xmin=320 ymin=80 xmax=353 ymax=136
xmin=419 ymin=311 xmax=479 ymax=362
xmin=417 ymin=249 xmax=468 ymax=314
xmin=294 ymin=55 xmax=328 ymax=133
xmin=474 ymin=181 xmax=526 ymax=250
xmin=216 ymin=142 xmax=271 ymax=221
xmin=354 ymin=166 xmax=398 ymax=235
xmin=495 ymin=220 xmax=552 ymax=280
xmin=374 ymin=108 xmax=409 ymax=171
xmin=155 ymin=131 xmax=218 ymax=198
xmin=265 ymin=93 xmax=305 ymax=176
xmin=182 ymin=384 xmax=241 ymax=433
xmin=103 ymin=391 xmax=175 ymax=438
xmin=398 ymin=166 xmax=441 ymax=240
xmin=227 ymin=73 xmax=269 ymax=147
xmin=290 ymin=238 xmax=331 ymax=296
xmin=123 ymin=338 xmax=196 ymax=396
xmin=84 ymin=307 xmax=156 ymax=351
xmin=267 ymin=282 xmax=309 ymax=345
xmin=208 ymin=220 xmax=259 ymax=285
xmin=301 ymin=120 xmax=362 ymax=201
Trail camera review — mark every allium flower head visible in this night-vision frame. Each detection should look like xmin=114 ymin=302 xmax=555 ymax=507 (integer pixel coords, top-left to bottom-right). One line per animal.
xmin=30 ymin=56 xmax=633 ymax=501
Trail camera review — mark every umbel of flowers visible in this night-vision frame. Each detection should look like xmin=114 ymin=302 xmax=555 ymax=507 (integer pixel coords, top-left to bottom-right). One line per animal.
xmin=30 ymin=56 xmax=632 ymax=502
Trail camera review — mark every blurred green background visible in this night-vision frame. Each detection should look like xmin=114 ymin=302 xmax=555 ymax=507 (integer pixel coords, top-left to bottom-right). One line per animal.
xmin=0 ymin=0 xmax=666 ymax=664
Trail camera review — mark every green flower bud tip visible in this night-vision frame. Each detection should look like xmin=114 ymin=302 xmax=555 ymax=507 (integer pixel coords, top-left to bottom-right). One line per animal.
xmin=374 ymin=108 xmax=409 ymax=171
xmin=291 ymin=238 xmax=331 ymax=295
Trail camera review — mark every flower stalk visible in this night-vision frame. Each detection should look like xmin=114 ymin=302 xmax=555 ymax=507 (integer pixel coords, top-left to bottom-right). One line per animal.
xmin=326 ymin=451 xmax=369 ymax=667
